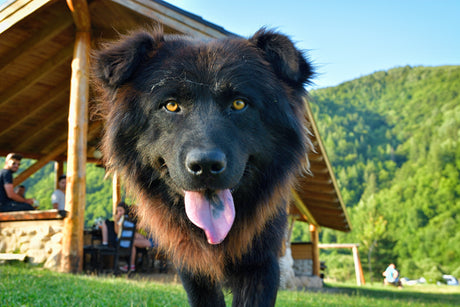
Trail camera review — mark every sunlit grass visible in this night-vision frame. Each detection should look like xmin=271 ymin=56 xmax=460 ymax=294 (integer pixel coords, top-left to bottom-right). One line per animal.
xmin=1 ymin=262 xmax=458 ymax=306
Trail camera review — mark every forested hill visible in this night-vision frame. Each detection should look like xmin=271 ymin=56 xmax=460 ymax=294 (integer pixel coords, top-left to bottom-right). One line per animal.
xmin=309 ymin=65 xmax=460 ymax=281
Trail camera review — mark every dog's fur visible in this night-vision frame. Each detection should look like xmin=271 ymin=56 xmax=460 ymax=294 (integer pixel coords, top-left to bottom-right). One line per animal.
xmin=93 ymin=28 xmax=314 ymax=307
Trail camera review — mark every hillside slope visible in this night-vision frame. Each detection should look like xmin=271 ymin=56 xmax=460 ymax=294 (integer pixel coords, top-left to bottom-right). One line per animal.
xmin=309 ymin=65 xmax=460 ymax=281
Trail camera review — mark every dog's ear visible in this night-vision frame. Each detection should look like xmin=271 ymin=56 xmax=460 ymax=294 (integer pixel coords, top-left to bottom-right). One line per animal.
xmin=92 ymin=31 xmax=164 ymax=90
xmin=250 ymin=28 xmax=314 ymax=88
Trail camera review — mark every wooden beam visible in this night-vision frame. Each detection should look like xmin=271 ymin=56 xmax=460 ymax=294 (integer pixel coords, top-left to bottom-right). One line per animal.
xmin=310 ymin=209 xmax=345 ymax=218
xmin=0 ymin=0 xmax=52 ymax=34
xmin=0 ymin=43 xmax=74 ymax=108
xmin=38 ymin=120 xmax=102 ymax=158
xmin=308 ymin=164 xmax=329 ymax=174
xmin=66 ymin=0 xmax=91 ymax=30
xmin=352 ymin=245 xmax=366 ymax=286
xmin=0 ymin=13 xmax=73 ymax=73
xmin=3 ymin=155 xmax=100 ymax=167
xmin=302 ymin=183 xmax=336 ymax=195
xmin=37 ymin=133 xmax=70 ymax=158
xmin=111 ymin=0 xmax=230 ymax=39
xmin=319 ymin=243 xmax=360 ymax=249
xmin=300 ymin=177 xmax=332 ymax=186
xmin=16 ymin=111 xmax=68 ymax=152
xmin=308 ymin=152 xmax=324 ymax=162
xmin=0 ymin=82 xmax=69 ymax=138
xmin=112 ymin=171 xmax=121 ymax=219
xmin=301 ymin=198 xmax=342 ymax=209
xmin=86 ymin=121 xmax=103 ymax=143
xmin=302 ymin=193 xmax=340 ymax=204
xmin=318 ymin=243 xmax=365 ymax=286
xmin=303 ymin=205 xmax=344 ymax=216
xmin=308 ymin=171 xmax=333 ymax=181
xmin=314 ymin=215 xmax=349 ymax=226
xmin=0 ymin=209 xmax=65 ymax=222
xmin=318 ymin=223 xmax=350 ymax=232
xmin=60 ymin=0 xmax=91 ymax=274
xmin=0 ymin=151 xmax=49 ymax=160
xmin=291 ymin=189 xmax=318 ymax=227
xmin=13 ymin=141 xmax=68 ymax=186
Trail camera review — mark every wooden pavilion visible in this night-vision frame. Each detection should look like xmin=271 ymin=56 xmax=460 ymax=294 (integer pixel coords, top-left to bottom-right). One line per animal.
xmin=0 ymin=0 xmax=351 ymax=276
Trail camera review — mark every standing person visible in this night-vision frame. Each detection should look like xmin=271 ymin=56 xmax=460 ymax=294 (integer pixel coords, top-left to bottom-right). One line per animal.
xmin=51 ymin=175 xmax=66 ymax=210
xmin=0 ymin=153 xmax=35 ymax=212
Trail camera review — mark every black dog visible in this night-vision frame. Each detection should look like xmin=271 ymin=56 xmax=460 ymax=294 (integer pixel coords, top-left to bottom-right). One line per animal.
xmin=93 ymin=27 xmax=314 ymax=307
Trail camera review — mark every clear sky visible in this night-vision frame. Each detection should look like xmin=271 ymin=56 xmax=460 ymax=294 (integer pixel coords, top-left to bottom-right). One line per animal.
xmin=165 ymin=0 xmax=460 ymax=89
xmin=1 ymin=0 xmax=458 ymax=89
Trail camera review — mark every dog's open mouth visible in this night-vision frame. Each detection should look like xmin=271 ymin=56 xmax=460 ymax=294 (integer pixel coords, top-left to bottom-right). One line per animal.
xmin=184 ymin=189 xmax=235 ymax=245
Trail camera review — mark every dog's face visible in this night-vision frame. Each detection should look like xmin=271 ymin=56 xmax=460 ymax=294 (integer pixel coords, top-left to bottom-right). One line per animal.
xmin=136 ymin=42 xmax=267 ymax=194
xmin=93 ymin=29 xmax=313 ymax=244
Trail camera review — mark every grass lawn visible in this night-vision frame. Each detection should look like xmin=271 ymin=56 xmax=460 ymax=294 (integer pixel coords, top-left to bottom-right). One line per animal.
xmin=1 ymin=262 xmax=459 ymax=306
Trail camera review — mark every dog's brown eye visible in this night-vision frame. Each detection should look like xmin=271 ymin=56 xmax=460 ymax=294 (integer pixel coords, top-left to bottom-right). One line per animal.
xmin=165 ymin=101 xmax=180 ymax=112
xmin=231 ymin=99 xmax=246 ymax=111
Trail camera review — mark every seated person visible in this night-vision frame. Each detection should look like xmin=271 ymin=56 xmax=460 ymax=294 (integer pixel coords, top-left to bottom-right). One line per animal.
xmin=122 ymin=231 xmax=155 ymax=272
xmin=383 ymin=263 xmax=403 ymax=287
xmin=0 ymin=153 xmax=35 ymax=212
xmin=100 ymin=202 xmax=128 ymax=247
xmin=14 ymin=185 xmax=26 ymax=198
xmin=51 ymin=175 xmax=66 ymax=210
xmin=100 ymin=202 xmax=154 ymax=272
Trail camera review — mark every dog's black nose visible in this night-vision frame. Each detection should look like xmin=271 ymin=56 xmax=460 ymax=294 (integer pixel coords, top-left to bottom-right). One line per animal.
xmin=186 ymin=149 xmax=227 ymax=176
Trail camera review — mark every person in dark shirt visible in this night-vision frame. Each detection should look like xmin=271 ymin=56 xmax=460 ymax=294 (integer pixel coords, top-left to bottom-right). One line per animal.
xmin=0 ymin=153 xmax=35 ymax=212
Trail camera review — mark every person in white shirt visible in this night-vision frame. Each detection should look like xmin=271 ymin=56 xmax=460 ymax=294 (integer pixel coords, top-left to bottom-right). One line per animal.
xmin=51 ymin=175 xmax=66 ymax=210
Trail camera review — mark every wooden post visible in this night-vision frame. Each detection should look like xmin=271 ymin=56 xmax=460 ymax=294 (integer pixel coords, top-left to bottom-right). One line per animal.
xmin=112 ymin=171 xmax=121 ymax=219
xmin=55 ymin=161 xmax=64 ymax=190
xmin=60 ymin=0 xmax=91 ymax=273
xmin=309 ymin=224 xmax=320 ymax=276
xmin=352 ymin=245 xmax=365 ymax=286
xmin=318 ymin=243 xmax=366 ymax=286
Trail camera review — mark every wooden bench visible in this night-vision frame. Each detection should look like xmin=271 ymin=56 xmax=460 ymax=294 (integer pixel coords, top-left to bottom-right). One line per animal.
xmin=0 ymin=209 xmax=66 ymax=222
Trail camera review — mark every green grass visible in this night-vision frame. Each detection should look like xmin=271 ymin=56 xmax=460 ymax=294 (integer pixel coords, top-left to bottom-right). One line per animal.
xmin=1 ymin=262 xmax=459 ymax=306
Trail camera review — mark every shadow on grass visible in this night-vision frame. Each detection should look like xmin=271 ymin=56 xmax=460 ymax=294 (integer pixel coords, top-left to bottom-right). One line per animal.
xmin=323 ymin=283 xmax=460 ymax=306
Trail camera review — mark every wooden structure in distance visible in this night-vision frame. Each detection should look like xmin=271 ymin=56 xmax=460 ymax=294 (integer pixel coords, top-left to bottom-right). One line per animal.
xmin=319 ymin=243 xmax=365 ymax=286
xmin=0 ymin=0 xmax=351 ymax=274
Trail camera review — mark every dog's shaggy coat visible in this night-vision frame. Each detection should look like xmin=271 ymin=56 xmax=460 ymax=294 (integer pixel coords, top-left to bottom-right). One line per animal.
xmin=93 ymin=28 xmax=314 ymax=307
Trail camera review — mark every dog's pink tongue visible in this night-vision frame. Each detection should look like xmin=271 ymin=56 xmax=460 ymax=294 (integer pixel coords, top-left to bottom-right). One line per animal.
xmin=184 ymin=189 xmax=235 ymax=245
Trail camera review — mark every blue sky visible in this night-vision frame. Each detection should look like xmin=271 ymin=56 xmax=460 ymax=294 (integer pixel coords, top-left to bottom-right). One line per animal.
xmin=166 ymin=0 xmax=460 ymax=89
xmin=1 ymin=0 xmax=458 ymax=89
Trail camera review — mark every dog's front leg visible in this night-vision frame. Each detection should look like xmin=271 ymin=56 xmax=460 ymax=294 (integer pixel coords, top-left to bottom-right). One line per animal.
xmin=229 ymin=252 xmax=280 ymax=307
xmin=179 ymin=269 xmax=226 ymax=307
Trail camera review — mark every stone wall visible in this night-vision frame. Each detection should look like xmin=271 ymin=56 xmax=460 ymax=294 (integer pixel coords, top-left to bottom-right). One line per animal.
xmin=294 ymin=259 xmax=313 ymax=276
xmin=0 ymin=211 xmax=64 ymax=269
xmin=280 ymin=246 xmax=323 ymax=289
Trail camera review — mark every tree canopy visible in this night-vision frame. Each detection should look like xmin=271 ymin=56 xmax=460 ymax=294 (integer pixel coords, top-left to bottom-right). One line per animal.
xmin=305 ymin=65 xmax=460 ymax=282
